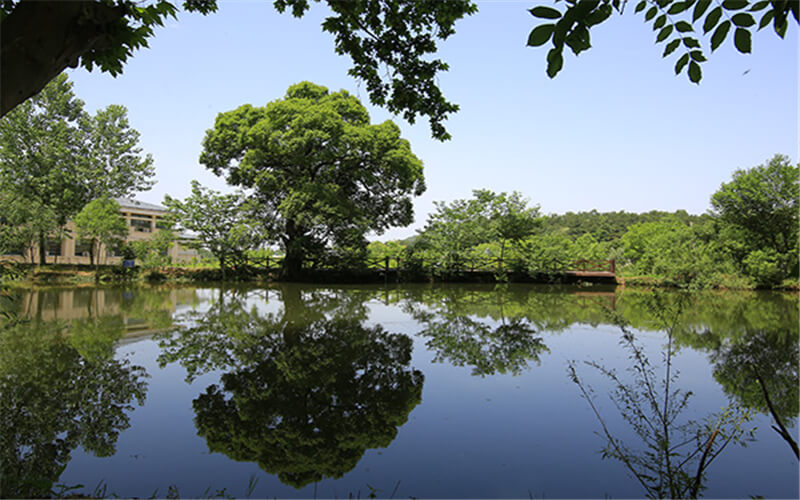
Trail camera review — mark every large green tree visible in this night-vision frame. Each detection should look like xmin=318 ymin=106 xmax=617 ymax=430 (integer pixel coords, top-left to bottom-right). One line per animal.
xmin=200 ymin=82 xmax=426 ymax=280
xmin=0 ymin=74 xmax=154 ymax=263
xmin=710 ymin=154 xmax=798 ymax=281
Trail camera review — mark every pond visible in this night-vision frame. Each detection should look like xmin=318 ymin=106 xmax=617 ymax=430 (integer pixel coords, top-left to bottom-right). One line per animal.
xmin=1 ymin=283 xmax=798 ymax=499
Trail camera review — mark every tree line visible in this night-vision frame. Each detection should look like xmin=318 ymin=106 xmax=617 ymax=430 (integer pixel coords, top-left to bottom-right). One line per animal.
xmin=1 ymin=75 xmax=796 ymax=289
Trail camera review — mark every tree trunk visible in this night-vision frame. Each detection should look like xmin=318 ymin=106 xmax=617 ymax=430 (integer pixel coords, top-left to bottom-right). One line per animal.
xmin=38 ymin=231 xmax=46 ymax=265
xmin=219 ymin=254 xmax=226 ymax=281
xmin=1 ymin=0 xmax=126 ymax=117
xmin=89 ymin=238 xmax=96 ymax=267
xmin=279 ymin=220 xmax=304 ymax=281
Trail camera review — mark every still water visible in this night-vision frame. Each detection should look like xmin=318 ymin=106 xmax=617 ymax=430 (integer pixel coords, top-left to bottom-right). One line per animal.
xmin=1 ymin=284 xmax=798 ymax=498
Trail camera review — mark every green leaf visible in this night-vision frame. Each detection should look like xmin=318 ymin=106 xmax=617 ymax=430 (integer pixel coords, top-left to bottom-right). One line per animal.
xmin=527 ymin=24 xmax=555 ymax=47
xmin=663 ymin=38 xmax=681 ymax=57
xmin=675 ymin=21 xmax=693 ymax=32
xmin=734 ymin=27 xmax=751 ymax=52
xmin=654 ymin=14 xmax=667 ymax=30
xmin=732 ymin=13 xmax=755 ymax=26
xmin=693 ymin=0 xmax=712 ymax=22
xmin=656 ymin=25 xmax=674 ymax=42
xmin=546 ymin=48 xmax=564 ymax=78
xmin=529 ymin=6 xmax=562 ymax=19
xmin=635 ymin=0 xmax=647 ymax=13
xmin=703 ymin=6 xmax=722 ymax=33
xmin=688 ymin=61 xmax=702 ymax=83
xmin=749 ymin=1 xmax=770 ymax=11
xmin=585 ymin=4 xmax=613 ymax=26
xmin=675 ymin=53 xmax=690 ymax=74
xmin=682 ymin=37 xmax=701 ymax=47
xmin=774 ymin=18 xmax=787 ymax=38
xmin=711 ymin=20 xmax=731 ymax=50
xmin=758 ymin=10 xmax=774 ymax=29
xmin=645 ymin=6 xmax=658 ymax=21
xmin=690 ymin=50 xmax=707 ymax=61
xmin=721 ymin=0 xmax=748 ymax=10
xmin=668 ymin=2 xmax=690 ymax=15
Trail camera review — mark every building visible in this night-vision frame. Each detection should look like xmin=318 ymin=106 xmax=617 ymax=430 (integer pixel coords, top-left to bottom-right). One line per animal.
xmin=1 ymin=198 xmax=199 ymax=265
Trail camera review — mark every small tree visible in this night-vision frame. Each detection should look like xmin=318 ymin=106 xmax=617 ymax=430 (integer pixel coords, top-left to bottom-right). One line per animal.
xmin=164 ymin=181 xmax=266 ymax=280
xmin=73 ymin=198 xmax=127 ymax=268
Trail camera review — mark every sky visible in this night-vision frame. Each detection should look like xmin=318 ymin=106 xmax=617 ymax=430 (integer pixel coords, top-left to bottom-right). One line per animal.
xmin=66 ymin=0 xmax=799 ymax=240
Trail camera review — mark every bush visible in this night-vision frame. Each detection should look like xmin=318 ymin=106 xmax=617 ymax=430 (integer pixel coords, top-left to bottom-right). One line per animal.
xmin=743 ymin=249 xmax=785 ymax=288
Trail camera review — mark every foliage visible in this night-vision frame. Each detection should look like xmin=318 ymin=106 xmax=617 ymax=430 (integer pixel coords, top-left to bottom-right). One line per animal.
xmin=0 ymin=193 xmax=59 ymax=262
xmin=200 ymin=82 xmax=425 ymax=280
xmin=164 ymin=181 xmax=266 ymax=280
xmin=156 ymin=286 xmax=422 ymax=488
xmin=73 ymin=197 xmax=128 ymax=267
xmin=711 ymin=154 xmax=798 ymax=276
xmin=526 ymin=0 xmax=798 ymax=83
xmin=742 ymin=248 xmax=785 ymax=287
xmin=0 ymin=73 xmax=153 ymax=262
xmin=705 ymin=327 xmax=799 ymax=458
xmin=568 ymin=294 xmax=753 ymax=499
xmin=1 ymin=0 xmax=475 ymax=140
xmin=416 ymin=190 xmax=540 ymax=273
xmin=405 ymin=288 xmax=550 ymax=376
xmin=130 ymin=228 xmax=175 ymax=270
xmin=0 ymin=321 xmax=147 ymax=498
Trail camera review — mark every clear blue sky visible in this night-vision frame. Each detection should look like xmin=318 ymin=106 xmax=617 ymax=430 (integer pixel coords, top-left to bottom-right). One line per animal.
xmin=67 ymin=1 xmax=798 ymax=240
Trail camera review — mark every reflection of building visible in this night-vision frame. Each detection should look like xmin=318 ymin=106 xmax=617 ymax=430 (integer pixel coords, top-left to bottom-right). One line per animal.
xmin=1 ymin=198 xmax=198 ymax=265
xmin=16 ymin=287 xmax=198 ymax=338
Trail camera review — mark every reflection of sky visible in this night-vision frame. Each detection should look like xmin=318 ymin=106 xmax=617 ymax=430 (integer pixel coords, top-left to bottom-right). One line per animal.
xmin=58 ymin=287 xmax=799 ymax=499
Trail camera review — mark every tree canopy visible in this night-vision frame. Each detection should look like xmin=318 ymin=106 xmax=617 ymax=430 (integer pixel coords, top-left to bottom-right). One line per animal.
xmin=73 ymin=197 xmax=128 ymax=267
xmin=200 ymin=81 xmax=426 ymax=279
xmin=0 ymin=73 xmax=154 ymax=263
xmin=710 ymin=154 xmax=798 ymax=257
xmin=3 ymin=1 xmax=793 ymax=141
xmin=164 ymin=181 xmax=266 ymax=279
xmin=0 ymin=0 xmax=474 ymax=140
xmin=526 ymin=0 xmax=798 ymax=83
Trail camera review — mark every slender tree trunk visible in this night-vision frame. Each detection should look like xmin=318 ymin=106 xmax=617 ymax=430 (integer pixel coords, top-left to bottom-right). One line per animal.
xmin=219 ymin=254 xmax=226 ymax=281
xmin=38 ymin=231 xmax=46 ymax=265
xmin=89 ymin=238 xmax=96 ymax=267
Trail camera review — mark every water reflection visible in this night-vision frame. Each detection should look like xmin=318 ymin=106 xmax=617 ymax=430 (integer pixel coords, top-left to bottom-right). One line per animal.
xmin=569 ymin=294 xmax=754 ymax=499
xmin=157 ymin=286 xmax=424 ymax=488
xmin=0 ymin=322 xmax=148 ymax=498
xmin=1 ymin=284 xmax=796 ymax=498
xmin=402 ymin=286 xmax=550 ymax=376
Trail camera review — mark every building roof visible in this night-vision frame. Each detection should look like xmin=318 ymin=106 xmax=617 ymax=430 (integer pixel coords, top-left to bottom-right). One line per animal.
xmin=114 ymin=197 xmax=167 ymax=213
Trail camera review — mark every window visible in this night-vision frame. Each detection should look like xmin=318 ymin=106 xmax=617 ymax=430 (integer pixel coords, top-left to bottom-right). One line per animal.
xmin=75 ymin=239 xmax=92 ymax=257
xmin=2 ymin=243 xmax=25 ymax=256
xmin=155 ymin=218 xmax=171 ymax=230
xmin=45 ymin=238 xmax=61 ymax=256
xmin=130 ymin=218 xmax=152 ymax=232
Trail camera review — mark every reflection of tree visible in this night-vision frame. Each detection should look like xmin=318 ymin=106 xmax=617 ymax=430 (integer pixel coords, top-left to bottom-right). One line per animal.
xmin=158 ymin=285 xmax=423 ymax=489
xmin=569 ymin=295 xmax=752 ymax=499
xmin=0 ymin=322 xmax=147 ymax=498
xmin=403 ymin=286 xmax=549 ymax=376
xmin=707 ymin=329 xmax=798 ymax=458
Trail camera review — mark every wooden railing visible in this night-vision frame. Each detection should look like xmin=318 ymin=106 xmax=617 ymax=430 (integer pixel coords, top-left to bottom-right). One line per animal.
xmin=246 ymin=254 xmax=616 ymax=276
